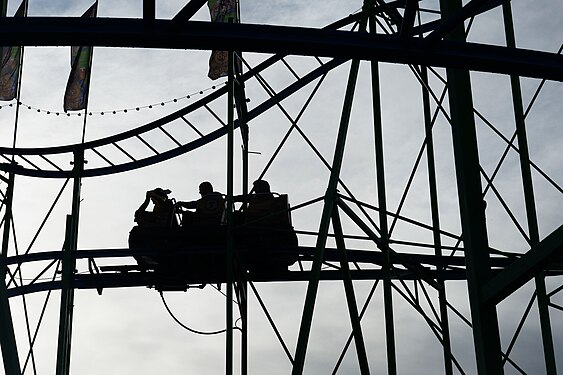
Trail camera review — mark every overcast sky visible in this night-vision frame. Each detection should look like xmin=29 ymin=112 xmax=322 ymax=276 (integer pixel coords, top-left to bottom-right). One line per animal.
xmin=1 ymin=0 xmax=562 ymax=374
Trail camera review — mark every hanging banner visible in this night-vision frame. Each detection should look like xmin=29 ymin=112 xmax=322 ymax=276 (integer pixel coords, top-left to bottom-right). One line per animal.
xmin=0 ymin=0 xmax=27 ymax=101
xmin=207 ymin=0 xmax=239 ymax=80
xmin=63 ymin=1 xmax=98 ymax=111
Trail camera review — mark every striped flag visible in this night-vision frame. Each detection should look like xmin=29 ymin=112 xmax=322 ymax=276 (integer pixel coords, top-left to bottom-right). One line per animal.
xmin=63 ymin=1 xmax=98 ymax=111
xmin=0 ymin=0 xmax=27 ymax=101
xmin=207 ymin=0 xmax=238 ymax=80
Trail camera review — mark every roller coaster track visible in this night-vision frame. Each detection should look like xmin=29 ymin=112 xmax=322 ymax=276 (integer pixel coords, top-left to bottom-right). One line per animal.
xmin=1 ymin=0 xmax=562 ymax=180
xmin=0 ymin=55 xmax=346 ymax=178
xmin=5 ymin=246 xmax=563 ymax=298
xmin=0 ymin=13 xmax=361 ymax=178
xmin=0 ymin=0 xmax=560 ymax=307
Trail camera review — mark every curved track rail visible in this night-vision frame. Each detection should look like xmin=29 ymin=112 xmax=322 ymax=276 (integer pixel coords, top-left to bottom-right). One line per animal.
xmin=1 ymin=1 xmax=562 ymax=179
xmin=0 ymin=12 xmax=357 ymax=178
xmin=0 ymin=55 xmax=345 ymax=178
xmin=7 ymin=246 xmax=563 ymax=298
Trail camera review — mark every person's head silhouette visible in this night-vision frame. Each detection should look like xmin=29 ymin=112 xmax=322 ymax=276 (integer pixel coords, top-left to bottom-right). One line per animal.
xmin=199 ymin=181 xmax=213 ymax=196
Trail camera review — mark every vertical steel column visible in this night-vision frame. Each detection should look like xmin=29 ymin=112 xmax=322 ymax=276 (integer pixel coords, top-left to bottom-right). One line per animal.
xmin=292 ymin=15 xmax=367 ymax=375
xmin=0 ymin=10 xmax=22 ymax=374
xmin=56 ymin=215 xmax=75 ymax=375
xmin=143 ymin=0 xmax=155 ymax=21
xmin=535 ymin=279 xmax=556 ymax=373
xmin=56 ymin=150 xmax=83 ymax=375
xmin=420 ymin=66 xmax=453 ymax=375
xmin=0 ymin=172 xmax=22 ymax=375
xmin=368 ymin=11 xmax=397 ymax=375
xmin=234 ymin=59 xmax=249 ymax=198
xmin=70 ymin=151 xmax=83 ymax=227
xmin=240 ymin=118 xmax=248 ymax=375
xmin=501 ymin=3 xmax=556 ymax=373
xmin=332 ymin=207 xmax=371 ymax=375
xmin=439 ymin=0 xmax=503 ymax=373
xmin=236 ymin=280 xmax=248 ymax=375
xmin=239 ymin=134 xmax=248 ymax=375
xmin=234 ymin=64 xmax=250 ymax=375
xmin=225 ymin=48 xmax=235 ymax=375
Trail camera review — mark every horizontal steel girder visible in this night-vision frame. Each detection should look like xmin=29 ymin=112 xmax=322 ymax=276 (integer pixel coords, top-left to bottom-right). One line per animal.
xmin=6 ymin=246 xmax=563 ymax=297
xmin=0 ymin=18 xmax=562 ymax=81
xmin=6 ymin=269 xmax=469 ymax=297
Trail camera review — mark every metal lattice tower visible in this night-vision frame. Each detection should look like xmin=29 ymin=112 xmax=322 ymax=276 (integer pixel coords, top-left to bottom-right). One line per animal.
xmin=0 ymin=0 xmax=562 ymax=374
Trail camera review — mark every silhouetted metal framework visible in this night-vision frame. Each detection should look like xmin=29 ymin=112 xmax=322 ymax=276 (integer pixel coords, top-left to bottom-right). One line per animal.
xmin=0 ymin=0 xmax=562 ymax=375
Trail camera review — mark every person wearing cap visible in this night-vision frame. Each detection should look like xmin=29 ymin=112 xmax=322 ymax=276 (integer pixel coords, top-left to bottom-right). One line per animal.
xmin=134 ymin=187 xmax=175 ymax=227
xmin=177 ymin=181 xmax=225 ymax=225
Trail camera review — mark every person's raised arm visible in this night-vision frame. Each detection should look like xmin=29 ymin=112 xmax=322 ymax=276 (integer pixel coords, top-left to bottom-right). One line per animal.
xmin=176 ymin=200 xmax=198 ymax=210
xmin=136 ymin=191 xmax=152 ymax=213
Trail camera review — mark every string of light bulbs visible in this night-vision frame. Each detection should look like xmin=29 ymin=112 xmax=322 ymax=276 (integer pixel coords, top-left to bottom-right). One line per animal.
xmin=0 ymin=81 xmax=226 ymax=117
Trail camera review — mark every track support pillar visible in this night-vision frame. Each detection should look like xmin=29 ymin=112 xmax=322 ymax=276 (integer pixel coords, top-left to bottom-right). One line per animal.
xmin=439 ymin=0 xmax=503 ymax=373
xmin=225 ymin=45 xmax=235 ymax=375
xmin=292 ymin=13 xmax=367 ymax=374
xmin=502 ymin=3 xmax=557 ymax=373
xmin=56 ymin=150 xmax=84 ymax=375
xmin=368 ymin=11 xmax=397 ymax=373
xmin=420 ymin=66 xmax=453 ymax=375
xmin=332 ymin=207 xmax=370 ymax=374
xmin=0 ymin=171 xmax=21 ymax=375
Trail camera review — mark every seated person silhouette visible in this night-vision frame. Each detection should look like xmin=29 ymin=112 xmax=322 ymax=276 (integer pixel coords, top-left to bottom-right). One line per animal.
xmin=177 ymin=181 xmax=225 ymax=226
xmin=245 ymin=180 xmax=275 ymax=225
xmin=134 ymin=187 xmax=175 ymax=227
xmin=236 ymin=180 xmax=297 ymax=271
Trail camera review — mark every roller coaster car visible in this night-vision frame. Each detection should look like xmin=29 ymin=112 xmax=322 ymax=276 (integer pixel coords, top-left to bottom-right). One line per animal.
xmin=128 ymin=194 xmax=298 ymax=278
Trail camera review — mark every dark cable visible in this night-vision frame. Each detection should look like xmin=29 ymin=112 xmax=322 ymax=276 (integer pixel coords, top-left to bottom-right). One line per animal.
xmin=160 ymin=292 xmax=240 ymax=335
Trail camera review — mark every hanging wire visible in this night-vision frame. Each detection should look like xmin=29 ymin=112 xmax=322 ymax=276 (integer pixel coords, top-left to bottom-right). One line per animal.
xmin=159 ymin=292 xmax=240 ymax=335
xmin=0 ymin=81 xmax=226 ymax=117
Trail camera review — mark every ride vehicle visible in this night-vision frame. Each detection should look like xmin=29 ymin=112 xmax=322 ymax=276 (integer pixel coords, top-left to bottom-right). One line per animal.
xmin=128 ymin=192 xmax=299 ymax=279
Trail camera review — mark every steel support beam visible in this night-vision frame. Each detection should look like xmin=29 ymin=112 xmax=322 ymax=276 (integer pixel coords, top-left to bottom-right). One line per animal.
xmin=292 ymin=16 xmax=366 ymax=375
xmin=373 ymin=0 xmax=403 ymax=25
xmin=501 ymin=3 xmax=557 ymax=373
xmin=420 ymin=66 xmax=453 ymax=375
xmin=143 ymin=0 xmax=155 ymax=22
xmin=399 ymin=0 xmax=418 ymax=40
xmin=332 ymin=208 xmax=370 ymax=375
xmin=0 ymin=172 xmax=21 ymax=375
xmin=55 ymin=215 xmax=76 ymax=375
xmin=236 ymin=279 xmax=248 ymax=375
xmin=440 ymin=0 xmax=503 ymax=373
xmin=6 ymin=268 xmax=472 ymax=298
xmin=55 ymin=150 xmax=83 ymax=375
xmin=535 ymin=276 xmax=556 ymax=374
xmin=482 ymin=225 xmax=563 ymax=305
xmin=234 ymin=63 xmax=250 ymax=375
xmin=0 ymin=267 xmax=19 ymax=375
xmin=225 ymin=48 xmax=235 ymax=375
xmin=369 ymin=12 xmax=397 ymax=373
xmin=172 ymin=0 xmax=207 ymax=23
xmin=426 ymin=0 xmax=495 ymax=42
xmin=0 ymin=18 xmax=562 ymax=81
